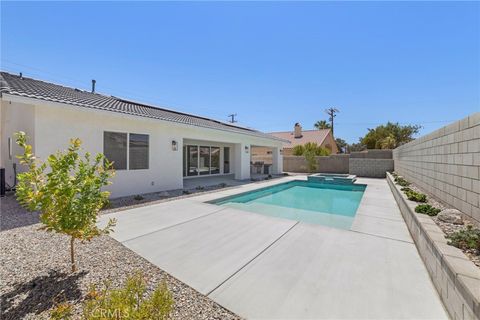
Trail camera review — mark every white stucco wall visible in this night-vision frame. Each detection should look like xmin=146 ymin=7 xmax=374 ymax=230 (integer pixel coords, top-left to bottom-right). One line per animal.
xmin=0 ymin=100 xmax=36 ymax=186
xmin=1 ymin=94 xmax=284 ymax=198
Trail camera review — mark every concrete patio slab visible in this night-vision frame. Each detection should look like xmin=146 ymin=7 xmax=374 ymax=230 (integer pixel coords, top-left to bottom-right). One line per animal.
xmin=350 ymin=214 xmax=413 ymax=242
xmin=210 ymin=222 xmax=447 ymax=319
xmin=105 ymin=176 xmax=448 ymax=319
xmin=360 ymin=196 xmax=400 ymax=209
xmin=99 ymin=200 xmax=225 ymax=242
xmin=122 ymin=208 xmax=297 ymax=294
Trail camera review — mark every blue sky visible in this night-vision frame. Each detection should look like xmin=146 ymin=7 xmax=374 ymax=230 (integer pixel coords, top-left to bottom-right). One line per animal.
xmin=1 ymin=1 xmax=479 ymax=143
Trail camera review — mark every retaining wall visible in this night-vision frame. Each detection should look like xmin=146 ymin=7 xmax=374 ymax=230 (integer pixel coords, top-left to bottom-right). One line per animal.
xmin=393 ymin=113 xmax=480 ymax=223
xmin=387 ymin=173 xmax=480 ymax=320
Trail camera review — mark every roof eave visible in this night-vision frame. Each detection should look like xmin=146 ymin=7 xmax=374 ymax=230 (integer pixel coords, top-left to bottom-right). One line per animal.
xmin=1 ymin=92 xmax=289 ymax=144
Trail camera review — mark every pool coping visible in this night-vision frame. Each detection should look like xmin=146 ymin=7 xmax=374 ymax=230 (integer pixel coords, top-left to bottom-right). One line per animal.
xmin=387 ymin=172 xmax=480 ymax=320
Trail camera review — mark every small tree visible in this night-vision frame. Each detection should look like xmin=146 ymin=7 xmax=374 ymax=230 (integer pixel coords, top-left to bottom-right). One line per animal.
xmin=304 ymin=150 xmax=318 ymax=173
xmin=360 ymin=122 xmax=421 ymax=149
xmin=292 ymin=145 xmax=305 ymax=156
xmin=335 ymin=138 xmax=347 ymax=153
xmin=15 ymin=132 xmax=116 ymax=272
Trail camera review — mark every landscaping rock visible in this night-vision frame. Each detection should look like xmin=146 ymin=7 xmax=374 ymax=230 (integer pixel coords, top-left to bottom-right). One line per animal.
xmin=438 ymin=209 xmax=464 ymax=225
xmin=0 ymin=195 xmax=240 ymax=320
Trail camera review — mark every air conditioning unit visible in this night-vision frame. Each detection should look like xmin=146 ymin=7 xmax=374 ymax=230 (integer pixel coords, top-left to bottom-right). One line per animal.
xmin=0 ymin=168 xmax=5 ymax=197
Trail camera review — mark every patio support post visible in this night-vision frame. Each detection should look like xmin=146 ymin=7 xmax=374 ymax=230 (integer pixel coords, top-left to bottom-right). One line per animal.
xmin=234 ymin=143 xmax=250 ymax=180
xmin=271 ymin=146 xmax=283 ymax=174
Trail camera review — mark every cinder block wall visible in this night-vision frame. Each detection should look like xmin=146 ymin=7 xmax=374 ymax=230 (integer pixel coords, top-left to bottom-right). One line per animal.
xmin=283 ymin=154 xmax=350 ymax=173
xmin=393 ymin=113 xmax=480 ymax=223
xmin=349 ymin=159 xmax=394 ymax=178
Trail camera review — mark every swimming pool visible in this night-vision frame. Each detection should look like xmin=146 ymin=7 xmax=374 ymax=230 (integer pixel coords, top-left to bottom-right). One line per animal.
xmin=211 ymin=180 xmax=366 ymax=229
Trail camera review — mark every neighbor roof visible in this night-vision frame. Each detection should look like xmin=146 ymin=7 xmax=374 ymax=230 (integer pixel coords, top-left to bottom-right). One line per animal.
xmin=269 ymin=129 xmax=331 ymax=147
xmin=0 ymin=71 xmax=286 ymax=142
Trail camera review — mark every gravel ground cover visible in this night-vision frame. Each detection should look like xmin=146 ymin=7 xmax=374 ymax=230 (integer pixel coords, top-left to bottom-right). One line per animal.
xmin=105 ymin=185 xmax=222 ymax=211
xmin=395 ymin=176 xmax=480 ymax=268
xmin=0 ymin=194 xmax=240 ymax=319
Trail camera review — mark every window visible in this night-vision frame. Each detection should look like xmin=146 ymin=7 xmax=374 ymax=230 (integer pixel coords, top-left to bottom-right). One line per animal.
xmin=104 ymin=132 xmax=127 ymax=170
xmin=103 ymin=132 xmax=149 ymax=170
xmin=129 ymin=133 xmax=149 ymax=170
xmin=224 ymin=147 xmax=230 ymax=174
xmin=211 ymin=147 xmax=220 ymax=174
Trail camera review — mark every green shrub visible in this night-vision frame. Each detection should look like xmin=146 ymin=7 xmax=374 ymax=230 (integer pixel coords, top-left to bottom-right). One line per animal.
xmin=292 ymin=145 xmax=305 ymax=156
xmin=134 ymin=195 xmax=144 ymax=201
xmin=415 ymin=204 xmax=441 ymax=216
xmin=292 ymin=142 xmax=331 ymax=157
xmin=405 ymin=190 xmax=427 ymax=202
xmin=391 ymin=172 xmax=398 ymax=178
xmin=446 ymin=225 xmax=480 ymax=253
xmin=83 ymin=272 xmax=173 ymax=320
xmin=394 ymin=176 xmax=410 ymax=187
xmin=101 ymin=199 xmax=112 ymax=210
xmin=401 ymin=187 xmax=412 ymax=193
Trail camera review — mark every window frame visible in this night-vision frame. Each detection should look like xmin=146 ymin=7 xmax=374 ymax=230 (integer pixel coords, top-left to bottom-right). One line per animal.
xmin=103 ymin=131 xmax=150 ymax=171
xmin=103 ymin=131 xmax=128 ymax=171
xmin=128 ymin=133 xmax=150 ymax=170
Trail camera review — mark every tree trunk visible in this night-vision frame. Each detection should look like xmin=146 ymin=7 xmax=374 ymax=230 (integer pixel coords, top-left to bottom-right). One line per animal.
xmin=70 ymin=236 xmax=76 ymax=272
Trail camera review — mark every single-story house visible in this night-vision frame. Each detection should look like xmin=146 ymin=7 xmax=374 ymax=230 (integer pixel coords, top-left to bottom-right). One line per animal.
xmin=251 ymin=123 xmax=338 ymax=164
xmin=0 ymin=72 xmax=287 ymax=197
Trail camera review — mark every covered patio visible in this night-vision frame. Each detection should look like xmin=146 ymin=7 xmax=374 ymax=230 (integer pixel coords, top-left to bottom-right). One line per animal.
xmin=182 ymin=138 xmax=283 ymax=189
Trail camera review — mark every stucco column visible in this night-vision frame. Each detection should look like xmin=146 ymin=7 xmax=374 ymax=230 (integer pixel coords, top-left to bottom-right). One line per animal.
xmin=271 ymin=147 xmax=283 ymax=174
xmin=234 ymin=143 xmax=251 ymax=180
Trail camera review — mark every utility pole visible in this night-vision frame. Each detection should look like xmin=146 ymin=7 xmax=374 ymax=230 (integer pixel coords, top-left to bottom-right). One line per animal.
xmin=325 ymin=107 xmax=339 ymax=135
xmin=228 ymin=113 xmax=237 ymax=123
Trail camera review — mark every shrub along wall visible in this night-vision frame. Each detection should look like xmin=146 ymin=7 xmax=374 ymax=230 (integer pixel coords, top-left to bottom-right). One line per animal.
xmin=393 ymin=113 xmax=480 ymax=223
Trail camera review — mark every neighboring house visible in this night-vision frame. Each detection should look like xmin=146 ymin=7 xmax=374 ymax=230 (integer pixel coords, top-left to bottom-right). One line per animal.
xmin=0 ymin=72 xmax=286 ymax=197
xmin=251 ymin=123 xmax=339 ymax=164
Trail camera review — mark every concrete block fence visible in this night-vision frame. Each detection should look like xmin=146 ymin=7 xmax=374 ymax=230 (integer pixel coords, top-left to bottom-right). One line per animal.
xmin=349 ymin=158 xmax=394 ymax=178
xmin=393 ymin=113 xmax=480 ymax=223
xmin=283 ymin=150 xmax=393 ymax=177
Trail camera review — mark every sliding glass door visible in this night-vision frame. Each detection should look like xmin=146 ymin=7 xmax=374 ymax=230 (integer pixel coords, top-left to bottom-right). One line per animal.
xmin=187 ymin=145 xmax=199 ymax=176
xmin=211 ymin=147 xmax=220 ymax=174
xmin=199 ymin=146 xmax=210 ymax=175
xmin=183 ymin=145 xmax=224 ymax=177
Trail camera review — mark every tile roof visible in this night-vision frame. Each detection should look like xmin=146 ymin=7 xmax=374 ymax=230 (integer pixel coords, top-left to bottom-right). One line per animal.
xmin=269 ymin=129 xmax=331 ymax=147
xmin=0 ymin=71 xmax=286 ymax=142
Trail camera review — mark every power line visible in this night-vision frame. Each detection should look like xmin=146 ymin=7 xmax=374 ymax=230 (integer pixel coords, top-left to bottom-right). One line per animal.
xmin=0 ymin=60 xmax=462 ymax=130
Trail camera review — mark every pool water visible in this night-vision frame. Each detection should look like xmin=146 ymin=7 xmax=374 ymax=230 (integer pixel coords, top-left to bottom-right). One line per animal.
xmin=212 ymin=180 xmax=366 ymax=229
